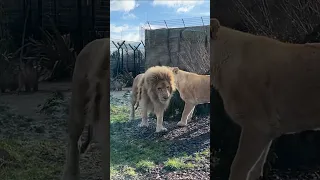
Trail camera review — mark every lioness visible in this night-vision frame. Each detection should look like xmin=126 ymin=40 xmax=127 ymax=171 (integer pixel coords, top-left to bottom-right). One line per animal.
xmin=62 ymin=38 xmax=109 ymax=180
xmin=171 ymin=67 xmax=210 ymax=126
xmin=211 ymin=18 xmax=320 ymax=180
xmin=134 ymin=66 xmax=176 ymax=132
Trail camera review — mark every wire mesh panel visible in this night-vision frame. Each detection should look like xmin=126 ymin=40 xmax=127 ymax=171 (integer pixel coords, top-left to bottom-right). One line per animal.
xmin=110 ymin=39 xmax=145 ymax=78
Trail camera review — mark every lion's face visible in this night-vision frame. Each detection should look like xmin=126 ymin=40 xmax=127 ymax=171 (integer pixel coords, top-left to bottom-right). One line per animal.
xmin=156 ymin=80 xmax=172 ymax=103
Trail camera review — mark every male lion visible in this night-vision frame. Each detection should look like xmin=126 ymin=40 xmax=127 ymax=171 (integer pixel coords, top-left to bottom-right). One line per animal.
xmin=62 ymin=38 xmax=109 ymax=180
xmin=211 ymin=18 xmax=320 ymax=180
xmin=171 ymin=67 xmax=210 ymax=126
xmin=134 ymin=66 xmax=175 ymax=132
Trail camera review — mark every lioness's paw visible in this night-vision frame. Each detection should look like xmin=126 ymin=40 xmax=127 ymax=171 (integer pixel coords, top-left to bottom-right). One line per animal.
xmin=177 ymin=121 xmax=187 ymax=127
xmin=155 ymin=127 xmax=167 ymax=133
xmin=138 ymin=121 xmax=149 ymax=127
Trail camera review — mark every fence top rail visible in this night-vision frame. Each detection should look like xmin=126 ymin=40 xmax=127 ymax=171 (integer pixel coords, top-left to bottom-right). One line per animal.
xmin=143 ymin=16 xmax=209 ymax=30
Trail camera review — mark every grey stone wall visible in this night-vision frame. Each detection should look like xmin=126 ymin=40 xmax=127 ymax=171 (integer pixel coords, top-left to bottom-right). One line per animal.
xmin=144 ymin=25 xmax=210 ymax=74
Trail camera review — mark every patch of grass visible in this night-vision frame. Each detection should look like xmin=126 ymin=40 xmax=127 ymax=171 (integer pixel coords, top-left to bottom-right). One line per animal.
xmin=195 ymin=148 xmax=210 ymax=162
xmin=110 ymin=104 xmax=169 ymax=178
xmin=123 ymin=166 xmax=137 ymax=177
xmin=136 ymin=160 xmax=156 ymax=171
xmin=110 ymin=166 xmax=118 ymax=177
xmin=0 ymin=139 xmax=65 ymax=180
xmin=110 ymin=105 xmax=130 ymax=123
xmin=111 ymin=135 xmax=170 ymax=166
xmin=164 ymin=157 xmax=195 ymax=171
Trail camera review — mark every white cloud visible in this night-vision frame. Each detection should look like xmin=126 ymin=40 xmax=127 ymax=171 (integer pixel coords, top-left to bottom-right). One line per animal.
xmin=152 ymin=0 xmax=204 ymax=13
xmin=110 ymin=24 xmax=141 ymax=42
xmin=110 ymin=0 xmax=138 ymax=12
xmin=122 ymin=12 xmax=137 ymax=20
xmin=110 ymin=24 xmax=129 ymax=33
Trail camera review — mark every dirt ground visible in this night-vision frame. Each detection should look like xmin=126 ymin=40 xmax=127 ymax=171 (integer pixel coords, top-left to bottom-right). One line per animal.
xmin=0 ymin=81 xmax=103 ymax=180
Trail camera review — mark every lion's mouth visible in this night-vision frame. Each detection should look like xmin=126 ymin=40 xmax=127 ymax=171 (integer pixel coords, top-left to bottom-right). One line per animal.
xmin=160 ymin=97 xmax=169 ymax=102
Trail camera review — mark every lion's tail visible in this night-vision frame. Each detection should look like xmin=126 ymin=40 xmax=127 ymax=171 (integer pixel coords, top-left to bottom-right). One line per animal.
xmin=79 ymin=125 xmax=93 ymax=154
xmin=134 ymin=78 xmax=144 ymax=110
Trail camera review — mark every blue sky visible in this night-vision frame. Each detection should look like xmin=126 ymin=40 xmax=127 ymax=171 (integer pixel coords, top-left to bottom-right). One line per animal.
xmin=110 ymin=0 xmax=210 ymax=43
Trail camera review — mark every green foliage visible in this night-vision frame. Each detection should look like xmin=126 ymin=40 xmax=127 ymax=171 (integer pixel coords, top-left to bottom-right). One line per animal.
xmin=26 ymin=16 xmax=77 ymax=81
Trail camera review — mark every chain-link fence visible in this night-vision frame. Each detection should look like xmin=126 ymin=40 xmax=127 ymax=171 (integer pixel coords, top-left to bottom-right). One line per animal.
xmin=110 ymin=39 xmax=145 ymax=78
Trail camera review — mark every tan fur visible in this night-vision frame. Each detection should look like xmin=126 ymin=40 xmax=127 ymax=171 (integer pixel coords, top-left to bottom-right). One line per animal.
xmin=62 ymin=38 xmax=109 ymax=180
xmin=130 ymin=73 xmax=144 ymax=120
xmin=211 ymin=18 xmax=320 ymax=180
xmin=170 ymin=67 xmax=210 ymax=126
xmin=134 ymin=66 xmax=176 ymax=132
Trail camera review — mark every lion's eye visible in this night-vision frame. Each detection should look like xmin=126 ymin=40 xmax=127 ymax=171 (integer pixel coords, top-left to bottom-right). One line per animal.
xmin=166 ymin=86 xmax=169 ymax=89
xmin=157 ymin=88 xmax=161 ymax=90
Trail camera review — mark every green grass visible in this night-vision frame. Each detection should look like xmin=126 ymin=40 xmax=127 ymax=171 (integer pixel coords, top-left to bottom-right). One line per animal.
xmin=0 ymin=139 xmax=65 ymax=180
xmin=164 ymin=156 xmax=195 ymax=171
xmin=136 ymin=160 xmax=156 ymax=171
xmin=110 ymin=105 xmax=130 ymax=123
xmin=110 ymin=104 xmax=169 ymax=178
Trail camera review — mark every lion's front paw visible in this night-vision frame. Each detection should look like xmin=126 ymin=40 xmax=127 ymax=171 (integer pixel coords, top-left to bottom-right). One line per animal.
xmin=138 ymin=121 xmax=149 ymax=127
xmin=155 ymin=127 xmax=167 ymax=133
xmin=177 ymin=121 xmax=187 ymax=127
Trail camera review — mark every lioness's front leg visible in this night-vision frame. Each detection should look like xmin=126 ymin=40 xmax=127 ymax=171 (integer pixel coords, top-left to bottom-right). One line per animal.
xmin=177 ymin=102 xmax=195 ymax=127
xmin=155 ymin=108 xmax=167 ymax=133
xmin=229 ymin=127 xmax=271 ymax=180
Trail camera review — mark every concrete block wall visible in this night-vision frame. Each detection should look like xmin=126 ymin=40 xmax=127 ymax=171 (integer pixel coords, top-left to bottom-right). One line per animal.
xmin=144 ymin=25 xmax=210 ymax=74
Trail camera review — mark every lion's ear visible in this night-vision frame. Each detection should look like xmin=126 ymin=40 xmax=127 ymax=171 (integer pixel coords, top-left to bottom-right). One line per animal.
xmin=172 ymin=67 xmax=179 ymax=74
xmin=210 ymin=18 xmax=220 ymax=40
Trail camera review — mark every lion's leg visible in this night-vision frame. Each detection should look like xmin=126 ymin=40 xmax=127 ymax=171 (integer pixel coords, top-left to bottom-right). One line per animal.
xmin=229 ymin=127 xmax=271 ymax=180
xmin=154 ymin=107 xmax=167 ymax=133
xmin=95 ymin=94 xmax=109 ymax=180
xmin=130 ymin=93 xmax=136 ymax=120
xmin=177 ymin=102 xmax=195 ymax=127
xmin=138 ymin=97 xmax=149 ymax=127
xmin=62 ymin=92 xmax=86 ymax=180
xmin=249 ymin=140 xmax=272 ymax=180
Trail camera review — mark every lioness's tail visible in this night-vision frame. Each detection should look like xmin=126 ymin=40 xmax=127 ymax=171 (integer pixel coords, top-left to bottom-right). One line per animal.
xmin=135 ymin=78 xmax=144 ymax=110
xmin=80 ymin=125 xmax=93 ymax=154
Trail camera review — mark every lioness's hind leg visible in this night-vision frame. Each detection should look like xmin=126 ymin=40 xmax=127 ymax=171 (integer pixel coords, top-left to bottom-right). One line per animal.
xmin=130 ymin=93 xmax=136 ymax=120
xmin=229 ymin=128 xmax=271 ymax=180
xmin=155 ymin=107 xmax=167 ymax=133
xmin=138 ymin=97 xmax=149 ymax=127
xmin=250 ymin=140 xmax=272 ymax=180
xmin=177 ymin=103 xmax=195 ymax=127
xmin=62 ymin=91 xmax=86 ymax=180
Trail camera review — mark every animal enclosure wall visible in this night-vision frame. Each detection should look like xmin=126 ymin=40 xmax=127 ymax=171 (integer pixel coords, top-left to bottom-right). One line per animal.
xmin=145 ymin=25 xmax=210 ymax=74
